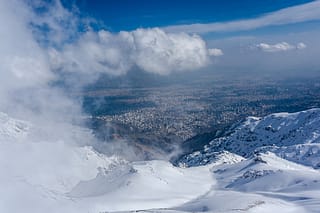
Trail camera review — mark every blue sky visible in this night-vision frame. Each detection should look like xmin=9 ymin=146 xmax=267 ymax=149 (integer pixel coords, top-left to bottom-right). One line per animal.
xmin=11 ymin=0 xmax=318 ymax=79
xmin=0 ymin=0 xmax=320 ymax=132
xmin=64 ymin=0 xmax=314 ymax=32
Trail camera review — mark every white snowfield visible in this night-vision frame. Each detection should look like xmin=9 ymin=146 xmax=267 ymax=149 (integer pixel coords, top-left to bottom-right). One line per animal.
xmin=180 ymin=108 xmax=320 ymax=168
xmin=1 ymin=110 xmax=320 ymax=212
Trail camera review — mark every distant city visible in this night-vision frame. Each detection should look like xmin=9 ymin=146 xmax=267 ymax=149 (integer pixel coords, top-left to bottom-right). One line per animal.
xmin=82 ymin=76 xmax=320 ymax=158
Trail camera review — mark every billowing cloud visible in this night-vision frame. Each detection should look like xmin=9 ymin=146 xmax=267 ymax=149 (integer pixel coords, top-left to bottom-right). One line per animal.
xmin=0 ymin=0 xmax=215 ymax=121
xmin=0 ymin=0 xmax=215 ymax=147
xmin=296 ymin=42 xmax=307 ymax=49
xmin=256 ymin=42 xmax=306 ymax=52
xmin=133 ymin=28 xmax=210 ymax=74
xmin=28 ymin=0 xmax=81 ymax=46
xmin=0 ymin=1 xmax=53 ymax=90
xmin=208 ymin=48 xmax=224 ymax=56
xmin=164 ymin=1 xmax=320 ymax=34
xmin=50 ymin=28 xmax=213 ymax=76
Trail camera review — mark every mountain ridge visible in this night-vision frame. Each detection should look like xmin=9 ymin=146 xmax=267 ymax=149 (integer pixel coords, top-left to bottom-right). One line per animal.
xmin=1 ymin=109 xmax=320 ymax=212
xmin=179 ymin=108 xmax=320 ymax=168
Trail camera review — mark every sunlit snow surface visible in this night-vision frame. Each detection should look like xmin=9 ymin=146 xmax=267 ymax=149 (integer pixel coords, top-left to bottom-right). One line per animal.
xmin=1 ymin=110 xmax=320 ymax=212
xmin=180 ymin=108 xmax=320 ymax=168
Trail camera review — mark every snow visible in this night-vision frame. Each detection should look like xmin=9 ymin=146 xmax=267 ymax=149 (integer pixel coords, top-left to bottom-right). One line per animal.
xmin=0 ymin=112 xmax=213 ymax=213
xmin=66 ymin=160 xmax=213 ymax=212
xmin=180 ymin=108 xmax=320 ymax=168
xmin=1 ymin=110 xmax=320 ymax=212
xmin=258 ymin=143 xmax=320 ymax=168
xmin=178 ymin=150 xmax=245 ymax=167
xmin=108 ymin=152 xmax=320 ymax=213
xmin=0 ymin=112 xmax=30 ymax=141
xmin=176 ymin=190 xmax=307 ymax=213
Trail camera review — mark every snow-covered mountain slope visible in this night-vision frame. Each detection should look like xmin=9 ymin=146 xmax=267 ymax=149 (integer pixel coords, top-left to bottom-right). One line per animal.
xmin=2 ymin=110 xmax=320 ymax=213
xmin=180 ymin=108 xmax=320 ymax=168
xmin=178 ymin=150 xmax=245 ymax=167
xmin=0 ymin=112 xmax=30 ymax=141
xmin=209 ymin=152 xmax=320 ymax=213
xmin=212 ymin=152 xmax=320 ymax=192
xmin=67 ymin=161 xmax=213 ymax=212
xmin=257 ymin=143 xmax=320 ymax=169
xmin=0 ymin=112 xmax=213 ymax=213
xmin=118 ymin=152 xmax=320 ymax=213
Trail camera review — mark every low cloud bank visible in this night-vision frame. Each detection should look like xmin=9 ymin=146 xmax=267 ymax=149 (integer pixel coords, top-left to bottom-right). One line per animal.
xmin=208 ymin=48 xmax=224 ymax=56
xmin=256 ymin=42 xmax=306 ymax=52
xmin=50 ymin=28 xmax=213 ymax=77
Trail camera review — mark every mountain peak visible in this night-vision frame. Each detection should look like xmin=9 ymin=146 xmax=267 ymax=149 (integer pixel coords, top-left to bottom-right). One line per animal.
xmin=179 ymin=108 xmax=320 ymax=168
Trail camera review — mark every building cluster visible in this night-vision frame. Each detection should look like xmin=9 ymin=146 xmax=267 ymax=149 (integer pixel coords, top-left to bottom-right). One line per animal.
xmin=94 ymin=79 xmax=320 ymax=143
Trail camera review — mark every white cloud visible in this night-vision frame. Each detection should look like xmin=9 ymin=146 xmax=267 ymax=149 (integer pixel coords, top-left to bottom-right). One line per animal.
xmin=28 ymin=0 xmax=81 ymax=46
xmin=50 ymin=28 xmax=213 ymax=76
xmin=0 ymin=0 xmax=216 ymax=126
xmin=164 ymin=1 xmax=320 ymax=34
xmin=0 ymin=1 xmax=53 ymax=91
xmin=208 ymin=48 xmax=224 ymax=56
xmin=297 ymin=42 xmax=307 ymax=49
xmin=0 ymin=0 xmax=216 ymax=149
xmin=133 ymin=28 xmax=210 ymax=74
xmin=256 ymin=42 xmax=307 ymax=52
